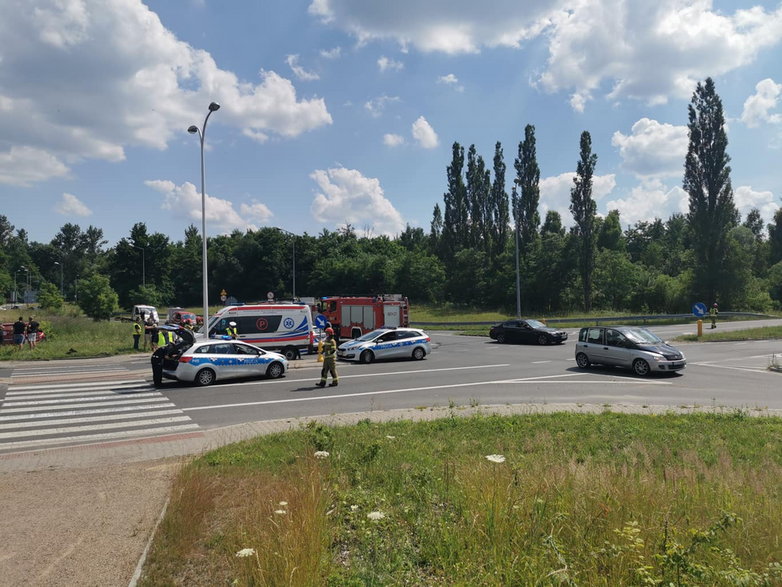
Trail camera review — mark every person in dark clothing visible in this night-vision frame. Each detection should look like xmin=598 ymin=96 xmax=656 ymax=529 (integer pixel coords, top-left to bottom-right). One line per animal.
xmin=13 ymin=316 xmax=26 ymax=350
xmin=151 ymin=343 xmax=174 ymax=387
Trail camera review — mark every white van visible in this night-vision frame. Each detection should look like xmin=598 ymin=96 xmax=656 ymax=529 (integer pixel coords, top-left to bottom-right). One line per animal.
xmin=132 ymin=305 xmax=159 ymax=324
xmin=204 ymin=304 xmax=313 ymax=360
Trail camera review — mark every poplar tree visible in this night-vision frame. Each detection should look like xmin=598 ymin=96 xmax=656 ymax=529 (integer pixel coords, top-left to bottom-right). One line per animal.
xmin=513 ymin=124 xmax=541 ymax=251
xmin=441 ymin=142 xmax=468 ymax=256
xmin=569 ymin=131 xmax=598 ymax=312
xmin=684 ymin=77 xmax=738 ymax=303
xmin=491 ymin=142 xmax=509 ymax=260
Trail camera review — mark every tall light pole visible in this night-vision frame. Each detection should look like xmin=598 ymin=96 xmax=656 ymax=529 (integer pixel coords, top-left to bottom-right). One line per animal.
xmin=53 ymin=261 xmax=64 ymax=297
xmin=188 ymin=101 xmax=220 ymax=333
xmin=131 ymin=244 xmax=146 ymax=288
xmin=13 ymin=267 xmax=26 ymax=305
xmin=275 ymin=228 xmax=297 ymax=300
xmin=515 ymin=223 xmax=521 ymax=319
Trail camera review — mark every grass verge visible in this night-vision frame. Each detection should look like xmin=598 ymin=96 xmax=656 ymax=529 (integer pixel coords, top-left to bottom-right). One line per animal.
xmin=676 ymin=325 xmax=782 ymax=343
xmin=139 ymin=412 xmax=782 ymax=586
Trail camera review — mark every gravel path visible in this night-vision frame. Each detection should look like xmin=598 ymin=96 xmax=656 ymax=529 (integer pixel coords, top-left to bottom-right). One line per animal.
xmin=0 ymin=459 xmax=179 ymax=586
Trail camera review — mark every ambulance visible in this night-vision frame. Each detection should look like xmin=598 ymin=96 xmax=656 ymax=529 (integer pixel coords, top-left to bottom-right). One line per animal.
xmin=203 ymin=303 xmax=314 ymax=360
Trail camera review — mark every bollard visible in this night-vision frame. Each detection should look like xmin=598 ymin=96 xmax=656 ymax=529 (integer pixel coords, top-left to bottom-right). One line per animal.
xmin=317 ymin=339 xmax=324 ymax=362
xmin=697 ymin=319 xmax=703 ymax=337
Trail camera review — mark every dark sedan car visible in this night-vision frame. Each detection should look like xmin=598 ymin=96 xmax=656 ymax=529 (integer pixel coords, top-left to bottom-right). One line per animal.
xmin=489 ymin=319 xmax=568 ymax=345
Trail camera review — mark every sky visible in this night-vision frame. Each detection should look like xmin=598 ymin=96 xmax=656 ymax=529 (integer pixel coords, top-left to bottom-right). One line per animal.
xmin=2 ymin=0 xmax=782 ymax=247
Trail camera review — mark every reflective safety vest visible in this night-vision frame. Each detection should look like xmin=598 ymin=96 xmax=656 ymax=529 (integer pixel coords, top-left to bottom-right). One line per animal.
xmin=227 ymin=326 xmax=238 ymax=339
xmin=133 ymin=322 xmax=142 ymax=335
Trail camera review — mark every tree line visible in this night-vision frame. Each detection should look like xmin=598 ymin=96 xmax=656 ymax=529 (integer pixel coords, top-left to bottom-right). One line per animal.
xmin=2 ymin=78 xmax=782 ymax=319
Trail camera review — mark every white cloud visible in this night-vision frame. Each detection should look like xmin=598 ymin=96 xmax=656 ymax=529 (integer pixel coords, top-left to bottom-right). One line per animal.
xmin=309 ymin=167 xmax=405 ymax=235
xmin=377 ymin=56 xmax=404 ymax=72
xmin=539 ymin=172 xmax=617 ymax=226
xmin=320 ymin=46 xmax=342 ymax=59
xmin=0 ymin=146 xmax=70 ymax=186
xmin=612 ymin=118 xmax=688 ymax=179
xmin=54 ymin=193 xmax=92 ymax=217
xmin=285 ymin=54 xmax=320 ymax=81
xmin=0 ymin=0 xmax=332 ymax=186
xmin=411 ymin=116 xmax=439 ymax=149
xmin=145 ymin=179 xmax=273 ymax=233
xmin=383 ymin=133 xmax=404 ymax=147
xmin=437 ymin=73 xmax=464 ymax=92
xmin=309 ymin=0 xmax=782 ymax=109
xmin=734 ymin=185 xmax=779 ymax=225
xmin=602 ymin=179 xmax=688 ymax=227
xmin=741 ymin=78 xmax=782 ymax=128
xmin=364 ymin=95 xmax=400 ymax=117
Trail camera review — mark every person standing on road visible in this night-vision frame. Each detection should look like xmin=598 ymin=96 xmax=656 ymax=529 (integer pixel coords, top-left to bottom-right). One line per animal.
xmin=710 ymin=302 xmax=719 ymax=329
xmin=316 ymin=327 xmax=339 ymax=387
xmin=12 ymin=316 xmax=26 ymax=350
xmin=26 ymin=316 xmax=39 ymax=349
xmin=150 ymin=342 xmax=173 ymax=387
xmin=133 ymin=318 xmax=143 ymax=351
xmin=227 ymin=321 xmax=238 ymax=339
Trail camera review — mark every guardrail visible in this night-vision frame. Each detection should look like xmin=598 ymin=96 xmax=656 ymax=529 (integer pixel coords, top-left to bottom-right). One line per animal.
xmin=411 ymin=312 xmax=776 ymax=327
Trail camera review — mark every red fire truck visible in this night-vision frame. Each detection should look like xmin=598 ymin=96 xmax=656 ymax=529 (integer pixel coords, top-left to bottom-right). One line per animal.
xmin=317 ymin=295 xmax=410 ymax=339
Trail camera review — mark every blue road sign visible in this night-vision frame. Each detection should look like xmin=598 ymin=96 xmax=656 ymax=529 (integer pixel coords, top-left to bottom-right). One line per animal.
xmin=314 ymin=314 xmax=328 ymax=329
xmin=692 ymin=302 xmax=707 ymax=317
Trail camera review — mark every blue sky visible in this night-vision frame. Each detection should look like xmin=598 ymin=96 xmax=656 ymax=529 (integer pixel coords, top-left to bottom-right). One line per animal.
xmin=2 ymin=0 xmax=782 ymax=246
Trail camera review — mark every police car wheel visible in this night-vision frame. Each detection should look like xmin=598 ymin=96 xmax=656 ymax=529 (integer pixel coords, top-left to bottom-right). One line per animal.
xmin=360 ymin=350 xmax=374 ymax=364
xmin=267 ymin=361 xmax=284 ymax=379
xmin=412 ymin=347 xmax=425 ymax=360
xmin=195 ymin=368 xmax=216 ymax=386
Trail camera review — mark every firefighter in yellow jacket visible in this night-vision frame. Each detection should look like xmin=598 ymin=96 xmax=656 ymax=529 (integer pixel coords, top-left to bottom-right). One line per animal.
xmin=316 ymin=328 xmax=338 ymax=387
xmin=710 ymin=302 xmax=719 ymax=329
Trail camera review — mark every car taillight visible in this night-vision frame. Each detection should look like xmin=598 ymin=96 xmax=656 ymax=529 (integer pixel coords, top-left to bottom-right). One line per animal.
xmin=425 ymin=337 xmax=430 ymax=342
xmin=179 ymin=356 xmax=193 ymax=363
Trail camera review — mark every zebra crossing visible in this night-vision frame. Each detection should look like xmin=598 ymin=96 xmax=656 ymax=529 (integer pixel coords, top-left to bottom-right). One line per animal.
xmin=0 ymin=378 xmax=200 ymax=454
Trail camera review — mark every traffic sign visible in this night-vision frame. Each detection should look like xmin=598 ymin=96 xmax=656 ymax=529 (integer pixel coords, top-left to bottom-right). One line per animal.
xmin=314 ymin=314 xmax=328 ymax=329
xmin=267 ymin=291 xmax=274 ymax=300
xmin=692 ymin=302 xmax=707 ymax=317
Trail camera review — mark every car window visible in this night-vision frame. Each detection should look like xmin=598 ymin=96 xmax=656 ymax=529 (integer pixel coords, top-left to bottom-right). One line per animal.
xmin=377 ymin=332 xmax=399 ymax=342
xmin=194 ymin=345 xmax=213 ymax=354
xmin=587 ymin=328 xmax=603 ymax=344
xmin=526 ymin=319 xmax=545 ymax=329
xmin=623 ymin=328 xmax=663 ymax=344
xmin=397 ymin=331 xmax=416 ymax=340
xmin=233 ymin=343 xmax=258 ymax=355
xmin=605 ymin=329 xmax=628 ymax=347
xmin=212 ymin=343 xmax=234 ymax=354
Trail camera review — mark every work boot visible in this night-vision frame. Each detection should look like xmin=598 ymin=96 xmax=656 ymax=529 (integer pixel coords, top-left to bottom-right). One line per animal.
xmin=316 ymin=381 xmax=326 ymax=388
xmin=329 ymin=381 xmax=338 ymax=387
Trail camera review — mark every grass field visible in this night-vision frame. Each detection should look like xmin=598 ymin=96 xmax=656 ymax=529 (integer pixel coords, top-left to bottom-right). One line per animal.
xmin=139 ymin=411 xmax=782 ymax=586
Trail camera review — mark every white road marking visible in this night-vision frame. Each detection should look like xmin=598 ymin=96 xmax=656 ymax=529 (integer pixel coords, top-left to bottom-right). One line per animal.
xmin=531 ymin=361 xmax=552 ymax=364
xmin=688 ymin=362 xmax=774 ymax=373
xmin=6 ymin=388 xmax=155 ymax=401
xmin=0 ymin=403 xmax=179 ymax=421
xmin=9 ymin=380 xmax=150 ymax=392
xmin=2 ymin=409 xmax=186 ymax=429
xmin=0 ymin=416 xmax=193 ymax=439
xmin=0 ymin=396 xmax=170 ymax=414
xmin=3 ymin=392 xmax=163 ymax=407
xmin=0 ymin=424 xmax=201 ymax=452
xmin=183 ymin=373 xmax=669 ymax=413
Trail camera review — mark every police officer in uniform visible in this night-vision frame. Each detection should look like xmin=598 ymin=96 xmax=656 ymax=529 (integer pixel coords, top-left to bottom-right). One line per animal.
xmin=133 ymin=318 xmax=143 ymax=350
xmin=151 ymin=342 xmax=174 ymax=387
xmin=227 ymin=321 xmax=238 ymax=339
xmin=316 ymin=327 xmax=339 ymax=387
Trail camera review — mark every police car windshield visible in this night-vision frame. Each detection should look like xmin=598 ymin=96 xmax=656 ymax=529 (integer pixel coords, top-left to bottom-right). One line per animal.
xmin=357 ymin=329 xmax=389 ymax=342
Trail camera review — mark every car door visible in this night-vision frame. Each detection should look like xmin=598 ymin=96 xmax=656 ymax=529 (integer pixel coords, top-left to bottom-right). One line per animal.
xmin=232 ymin=342 xmax=265 ymax=377
xmin=209 ymin=342 xmax=238 ymax=379
xmin=603 ymin=328 xmax=633 ymax=368
xmin=374 ymin=331 xmax=400 ymax=358
xmin=581 ymin=327 xmax=608 ymax=364
xmin=518 ymin=321 xmax=537 ymax=344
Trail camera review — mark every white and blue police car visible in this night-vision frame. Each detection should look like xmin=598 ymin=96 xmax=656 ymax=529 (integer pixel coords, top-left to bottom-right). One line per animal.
xmin=337 ymin=327 xmax=431 ymax=364
xmin=162 ymin=328 xmax=288 ymax=386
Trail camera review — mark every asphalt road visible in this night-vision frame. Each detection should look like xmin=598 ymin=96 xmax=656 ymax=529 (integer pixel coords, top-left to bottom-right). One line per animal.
xmin=1 ymin=319 xmax=781 ymax=454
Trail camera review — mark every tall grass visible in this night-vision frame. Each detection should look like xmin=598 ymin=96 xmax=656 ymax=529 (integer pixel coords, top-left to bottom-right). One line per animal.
xmin=0 ymin=307 xmax=140 ymax=360
xmin=139 ymin=412 xmax=782 ymax=585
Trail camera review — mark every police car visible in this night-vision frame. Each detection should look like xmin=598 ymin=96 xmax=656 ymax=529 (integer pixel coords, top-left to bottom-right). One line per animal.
xmin=162 ymin=328 xmax=288 ymax=386
xmin=337 ymin=327 xmax=431 ymax=363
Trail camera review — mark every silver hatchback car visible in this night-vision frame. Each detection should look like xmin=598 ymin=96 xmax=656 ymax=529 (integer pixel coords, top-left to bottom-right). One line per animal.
xmin=337 ymin=327 xmax=431 ymax=363
xmin=575 ymin=325 xmax=686 ymax=376
xmin=163 ymin=338 xmax=288 ymax=386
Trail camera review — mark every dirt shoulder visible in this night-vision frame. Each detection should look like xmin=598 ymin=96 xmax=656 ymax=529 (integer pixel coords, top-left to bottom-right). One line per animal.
xmin=0 ymin=459 xmax=181 ymax=586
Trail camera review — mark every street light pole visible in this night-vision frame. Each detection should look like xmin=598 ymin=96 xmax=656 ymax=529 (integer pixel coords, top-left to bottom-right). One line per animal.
xmin=188 ymin=101 xmax=221 ymax=334
xmin=131 ymin=245 xmax=146 ymax=288
xmin=54 ymin=261 xmax=64 ymax=297
xmin=275 ymin=228 xmax=297 ymax=300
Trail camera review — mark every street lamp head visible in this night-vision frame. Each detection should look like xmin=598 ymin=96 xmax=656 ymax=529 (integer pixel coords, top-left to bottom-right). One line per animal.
xmin=187 ymin=125 xmax=199 ymax=134
xmin=208 ymin=102 xmax=221 ymax=112
xmin=54 ymin=261 xmax=60 ymax=266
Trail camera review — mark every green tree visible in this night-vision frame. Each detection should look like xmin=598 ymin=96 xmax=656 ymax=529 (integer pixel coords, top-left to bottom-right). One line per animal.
xmin=441 ymin=142 xmax=468 ymax=257
xmin=684 ymin=77 xmax=739 ymax=304
xmin=37 ymin=281 xmax=64 ymax=311
xmin=513 ymin=124 xmax=541 ymax=251
xmin=490 ymin=142 xmax=509 ymax=260
xmin=569 ymin=131 xmax=598 ymax=312
xmin=77 ymin=274 xmax=119 ymax=320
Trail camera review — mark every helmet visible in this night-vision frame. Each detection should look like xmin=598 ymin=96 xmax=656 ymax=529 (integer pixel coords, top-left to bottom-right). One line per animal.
xmin=325 ymin=327 xmax=334 ymax=335
xmin=229 ymin=321 xmax=237 ymax=327
xmin=713 ymin=303 xmax=718 ymax=307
